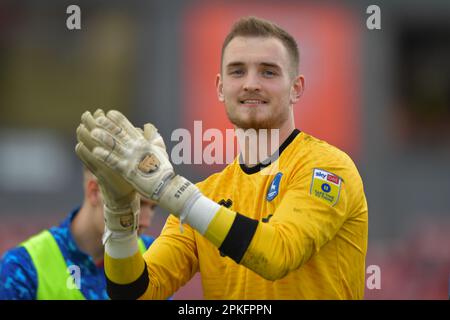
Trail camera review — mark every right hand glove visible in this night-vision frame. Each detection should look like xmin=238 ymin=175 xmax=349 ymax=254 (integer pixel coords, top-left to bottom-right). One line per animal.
xmin=77 ymin=110 xmax=200 ymax=217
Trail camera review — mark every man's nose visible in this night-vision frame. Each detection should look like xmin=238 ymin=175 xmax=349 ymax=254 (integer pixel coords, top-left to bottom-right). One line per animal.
xmin=243 ymin=71 xmax=261 ymax=92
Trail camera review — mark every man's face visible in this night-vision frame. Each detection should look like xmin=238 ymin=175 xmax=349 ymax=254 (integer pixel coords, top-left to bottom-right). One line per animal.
xmin=137 ymin=198 xmax=156 ymax=235
xmin=218 ymin=36 xmax=300 ymax=130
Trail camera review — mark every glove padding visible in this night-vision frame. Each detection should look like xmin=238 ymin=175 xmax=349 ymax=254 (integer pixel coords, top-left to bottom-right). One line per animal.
xmin=76 ymin=109 xmax=139 ymax=239
xmin=77 ymin=110 xmax=199 ymax=216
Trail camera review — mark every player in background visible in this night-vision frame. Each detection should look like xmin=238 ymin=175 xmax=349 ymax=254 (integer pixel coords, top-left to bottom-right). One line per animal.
xmin=0 ymin=167 xmax=156 ymax=300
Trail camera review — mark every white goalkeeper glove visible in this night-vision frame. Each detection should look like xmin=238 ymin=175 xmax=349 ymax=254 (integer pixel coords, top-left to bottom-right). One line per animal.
xmin=76 ymin=110 xmax=201 ymax=224
xmin=76 ymin=109 xmax=141 ymax=244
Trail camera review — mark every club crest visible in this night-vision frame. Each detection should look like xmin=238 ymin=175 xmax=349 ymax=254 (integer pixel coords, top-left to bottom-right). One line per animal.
xmin=267 ymin=172 xmax=283 ymax=201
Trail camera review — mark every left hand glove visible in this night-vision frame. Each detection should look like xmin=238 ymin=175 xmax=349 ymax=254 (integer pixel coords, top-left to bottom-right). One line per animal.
xmin=76 ymin=109 xmax=140 ymax=242
xmin=77 ymin=110 xmax=200 ymax=217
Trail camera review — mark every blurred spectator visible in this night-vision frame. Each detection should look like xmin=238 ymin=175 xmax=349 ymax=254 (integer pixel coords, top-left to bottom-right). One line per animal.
xmin=0 ymin=167 xmax=157 ymax=300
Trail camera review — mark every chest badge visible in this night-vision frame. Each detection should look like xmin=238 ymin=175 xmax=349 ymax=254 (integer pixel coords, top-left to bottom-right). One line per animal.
xmin=267 ymin=172 xmax=283 ymax=201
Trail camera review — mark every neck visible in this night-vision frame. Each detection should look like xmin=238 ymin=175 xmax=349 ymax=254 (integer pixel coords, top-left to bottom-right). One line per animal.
xmin=71 ymin=205 xmax=104 ymax=264
xmin=236 ymin=121 xmax=295 ymax=167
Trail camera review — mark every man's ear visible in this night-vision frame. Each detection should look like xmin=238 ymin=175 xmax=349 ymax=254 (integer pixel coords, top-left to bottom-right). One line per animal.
xmin=216 ymin=73 xmax=225 ymax=102
xmin=290 ymin=74 xmax=305 ymax=104
xmin=86 ymin=179 xmax=101 ymax=206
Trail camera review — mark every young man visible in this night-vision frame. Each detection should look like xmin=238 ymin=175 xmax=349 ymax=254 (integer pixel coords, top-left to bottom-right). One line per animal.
xmin=75 ymin=16 xmax=368 ymax=299
xmin=0 ymin=168 xmax=157 ymax=300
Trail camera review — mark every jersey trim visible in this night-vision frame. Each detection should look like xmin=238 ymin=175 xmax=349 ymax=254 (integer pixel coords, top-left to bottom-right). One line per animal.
xmin=218 ymin=213 xmax=259 ymax=263
xmin=239 ymin=129 xmax=301 ymax=175
xmin=106 ymin=262 xmax=149 ymax=300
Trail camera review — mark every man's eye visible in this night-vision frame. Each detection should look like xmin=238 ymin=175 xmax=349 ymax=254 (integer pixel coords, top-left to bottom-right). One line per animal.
xmin=262 ymin=70 xmax=276 ymax=77
xmin=229 ymin=69 xmax=244 ymax=76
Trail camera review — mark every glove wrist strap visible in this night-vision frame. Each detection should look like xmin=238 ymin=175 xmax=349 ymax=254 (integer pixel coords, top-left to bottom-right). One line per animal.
xmin=159 ymin=175 xmax=199 ymax=214
xmin=104 ymin=230 xmax=139 ymax=259
xmin=103 ymin=195 xmax=140 ymax=237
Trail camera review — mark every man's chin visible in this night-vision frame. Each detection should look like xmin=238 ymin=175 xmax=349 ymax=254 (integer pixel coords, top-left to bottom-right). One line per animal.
xmin=229 ymin=117 xmax=272 ymax=130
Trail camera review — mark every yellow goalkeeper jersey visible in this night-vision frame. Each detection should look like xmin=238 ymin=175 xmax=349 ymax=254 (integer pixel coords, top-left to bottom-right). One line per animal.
xmin=105 ymin=130 xmax=368 ymax=299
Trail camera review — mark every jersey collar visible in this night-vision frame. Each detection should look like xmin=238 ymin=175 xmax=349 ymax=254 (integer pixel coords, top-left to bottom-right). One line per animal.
xmin=239 ymin=129 xmax=300 ymax=175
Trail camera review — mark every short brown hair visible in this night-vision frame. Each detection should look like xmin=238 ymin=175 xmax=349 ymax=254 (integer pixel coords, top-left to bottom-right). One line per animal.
xmin=221 ymin=16 xmax=299 ymax=78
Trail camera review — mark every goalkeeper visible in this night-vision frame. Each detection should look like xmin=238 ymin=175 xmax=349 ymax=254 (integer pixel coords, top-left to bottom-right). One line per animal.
xmin=76 ymin=16 xmax=368 ymax=299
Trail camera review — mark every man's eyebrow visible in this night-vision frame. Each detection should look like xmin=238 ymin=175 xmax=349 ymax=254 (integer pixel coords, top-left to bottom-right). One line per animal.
xmin=225 ymin=61 xmax=245 ymax=68
xmin=225 ymin=61 xmax=282 ymax=70
xmin=260 ymin=62 xmax=282 ymax=70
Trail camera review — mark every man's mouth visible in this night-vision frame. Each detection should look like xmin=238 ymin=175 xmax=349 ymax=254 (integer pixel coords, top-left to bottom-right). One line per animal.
xmin=239 ymin=99 xmax=268 ymax=105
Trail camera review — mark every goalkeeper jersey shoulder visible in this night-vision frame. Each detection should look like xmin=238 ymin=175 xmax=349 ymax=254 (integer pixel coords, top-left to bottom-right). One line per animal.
xmin=285 ymin=132 xmax=368 ymax=216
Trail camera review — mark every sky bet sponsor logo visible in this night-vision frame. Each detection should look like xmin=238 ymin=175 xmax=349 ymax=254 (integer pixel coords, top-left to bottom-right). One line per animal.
xmin=311 ymin=169 xmax=342 ymax=206
xmin=315 ymin=170 xmax=340 ymax=185
xmin=315 ymin=171 xmax=327 ymax=179
xmin=327 ymin=174 xmax=340 ymax=184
